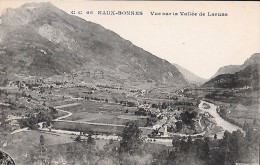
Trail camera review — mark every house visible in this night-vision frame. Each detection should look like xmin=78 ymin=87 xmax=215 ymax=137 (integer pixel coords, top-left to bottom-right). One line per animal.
xmin=153 ymin=125 xmax=161 ymax=130
xmin=158 ymin=125 xmax=168 ymax=137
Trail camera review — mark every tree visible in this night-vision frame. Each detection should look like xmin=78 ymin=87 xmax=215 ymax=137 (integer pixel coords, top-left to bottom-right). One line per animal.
xmin=214 ymin=134 xmax=217 ymax=140
xmin=252 ymin=118 xmax=258 ymax=125
xmin=180 ymin=136 xmax=193 ymax=153
xmin=19 ymin=115 xmax=38 ymax=129
xmin=127 ymin=102 xmax=135 ymax=107
xmin=191 ymin=111 xmax=198 ymax=118
xmin=162 ymin=102 xmax=167 ymax=109
xmin=86 ymin=134 xmax=96 ymax=148
xmin=241 ymin=128 xmax=259 ymax=163
xmin=103 ymin=139 xmax=115 ymax=152
xmin=40 ymin=135 xmax=45 ymax=146
xmin=175 ymin=121 xmax=183 ymax=132
xmin=28 ymin=135 xmax=48 ymax=164
xmin=229 ymin=130 xmax=244 ymax=164
xmin=0 ymin=111 xmax=10 ymax=131
xmin=172 ymin=136 xmax=181 ymax=149
xmin=221 ymin=130 xmax=232 ymax=164
xmin=186 ymin=136 xmax=193 ymax=152
xmin=180 ymin=111 xmax=196 ymax=125
xmin=65 ymin=143 xmax=88 ymax=163
xmin=180 ymin=137 xmax=186 ymax=152
xmin=146 ymin=118 xmax=153 ymax=127
xmin=75 ymin=135 xmax=81 ymax=142
xmin=39 ymin=135 xmax=47 ymax=160
xmin=119 ymin=122 xmax=143 ymax=154
xmin=202 ymin=137 xmax=210 ymax=161
xmin=220 ymin=108 xmax=227 ymax=116
xmin=151 ymin=104 xmax=158 ymax=108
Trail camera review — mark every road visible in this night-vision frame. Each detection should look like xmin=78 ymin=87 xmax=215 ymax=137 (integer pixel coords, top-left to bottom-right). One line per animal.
xmin=11 ymin=98 xmax=244 ymax=147
xmin=37 ymin=102 xmax=155 ymax=144
xmin=38 ymin=103 xmax=124 ymax=141
xmin=54 ymin=103 xmax=78 ymax=120
xmin=46 ymin=101 xmax=204 ymax=147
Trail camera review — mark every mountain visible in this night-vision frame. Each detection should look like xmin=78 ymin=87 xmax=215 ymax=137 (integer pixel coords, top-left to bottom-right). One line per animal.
xmin=241 ymin=53 xmax=260 ymax=69
xmin=203 ymin=53 xmax=260 ymax=89
xmin=211 ymin=65 xmax=241 ymax=79
xmin=0 ymin=2 xmax=187 ymax=87
xmin=172 ymin=64 xmax=206 ymax=85
xmin=211 ymin=53 xmax=260 ymax=79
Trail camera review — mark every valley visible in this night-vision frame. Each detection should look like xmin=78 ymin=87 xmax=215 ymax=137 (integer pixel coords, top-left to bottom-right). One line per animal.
xmin=0 ymin=73 xmax=259 ymax=164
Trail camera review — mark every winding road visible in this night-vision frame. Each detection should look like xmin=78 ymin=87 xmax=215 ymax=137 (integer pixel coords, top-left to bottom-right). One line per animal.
xmin=54 ymin=103 xmax=78 ymax=120
xmin=10 ymin=99 xmax=245 ymax=147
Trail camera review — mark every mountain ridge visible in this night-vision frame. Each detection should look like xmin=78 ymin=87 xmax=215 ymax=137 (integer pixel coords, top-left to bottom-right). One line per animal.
xmin=211 ymin=53 xmax=260 ymax=79
xmin=0 ymin=2 xmax=187 ymax=87
xmin=203 ymin=53 xmax=260 ymax=89
xmin=211 ymin=65 xmax=241 ymax=79
xmin=172 ymin=63 xmax=206 ymax=85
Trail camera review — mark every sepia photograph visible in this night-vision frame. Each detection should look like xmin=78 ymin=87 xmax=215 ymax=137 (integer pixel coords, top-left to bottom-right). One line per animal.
xmin=0 ymin=0 xmax=259 ymax=164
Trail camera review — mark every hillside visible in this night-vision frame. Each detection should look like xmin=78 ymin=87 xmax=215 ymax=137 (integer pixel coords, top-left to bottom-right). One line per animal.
xmin=203 ymin=63 xmax=260 ymax=89
xmin=204 ymin=53 xmax=260 ymax=89
xmin=211 ymin=53 xmax=260 ymax=79
xmin=173 ymin=64 xmax=206 ymax=85
xmin=241 ymin=53 xmax=260 ymax=69
xmin=0 ymin=2 xmax=187 ymax=87
xmin=211 ymin=65 xmax=241 ymax=79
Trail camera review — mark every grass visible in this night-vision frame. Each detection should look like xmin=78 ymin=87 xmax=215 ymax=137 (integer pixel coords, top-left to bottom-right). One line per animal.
xmin=2 ymin=130 xmax=75 ymax=164
xmin=61 ymin=100 xmax=124 ymax=113
xmin=2 ymin=130 xmax=116 ymax=164
xmin=91 ymin=115 xmax=147 ymax=127
xmin=229 ymin=103 xmax=258 ymax=119
xmin=227 ymin=103 xmax=258 ymax=126
xmin=67 ymin=112 xmax=115 ymax=122
xmin=52 ymin=121 xmax=125 ymax=135
xmin=217 ymin=101 xmax=258 ymax=126
xmin=57 ymin=99 xmax=148 ymax=127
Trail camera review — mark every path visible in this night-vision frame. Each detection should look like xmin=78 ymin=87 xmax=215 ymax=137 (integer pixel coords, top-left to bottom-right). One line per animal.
xmin=13 ymin=99 xmax=238 ymax=146
xmin=54 ymin=103 xmax=79 ymax=120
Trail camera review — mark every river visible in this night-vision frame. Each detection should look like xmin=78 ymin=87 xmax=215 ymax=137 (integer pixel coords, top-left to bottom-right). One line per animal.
xmin=199 ymin=100 xmax=244 ymax=138
xmin=11 ymin=99 xmax=244 ymax=148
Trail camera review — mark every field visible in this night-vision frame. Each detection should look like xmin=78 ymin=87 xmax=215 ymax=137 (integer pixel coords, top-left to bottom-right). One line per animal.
xmin=1 ymin=130 xmax=75 ymax=164
xmin=3 ymin=83 xmax=256 ymax=164
xmin=52 ymin=121 xmax=153 ymax=135
xmin=55 ymin=99 xmax=149 ymax=126
xmin=228 ymin=103 xmax=259 ymax=125
xmin=51 ymin=86 xmax=138 ymax=103
xmin=196 ymin=88 xmax=260 ymax=129
xmin=1 ymin=129 xmax=117 ymax=165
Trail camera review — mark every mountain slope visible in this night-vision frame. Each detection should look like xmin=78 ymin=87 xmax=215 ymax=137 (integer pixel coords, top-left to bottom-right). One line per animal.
xmin=203 ymin=54 xmax=260 ymax=89
xmin=241 ymin=53 xmax=260 ymax=69
xmin=211 ymin=53 xmax=260 ymax=79
xmin=211 ymin=65 xmax=241 ymax=79
xmin=0 ymin=2 xmax=187 ymax=87
xmin=203 ymin=64 xmax=259 ymax=89
xmin=173 ymin=64 xmax=206 ymax=85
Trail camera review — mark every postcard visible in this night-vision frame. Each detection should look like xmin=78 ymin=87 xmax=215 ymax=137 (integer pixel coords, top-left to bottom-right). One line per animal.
xmin=0 ymin=1 xmax=259 ymax=164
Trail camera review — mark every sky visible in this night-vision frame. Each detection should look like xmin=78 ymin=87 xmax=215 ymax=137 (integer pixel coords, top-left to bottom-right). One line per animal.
xmin=1 ymin=0 xmax=260 ymax=79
